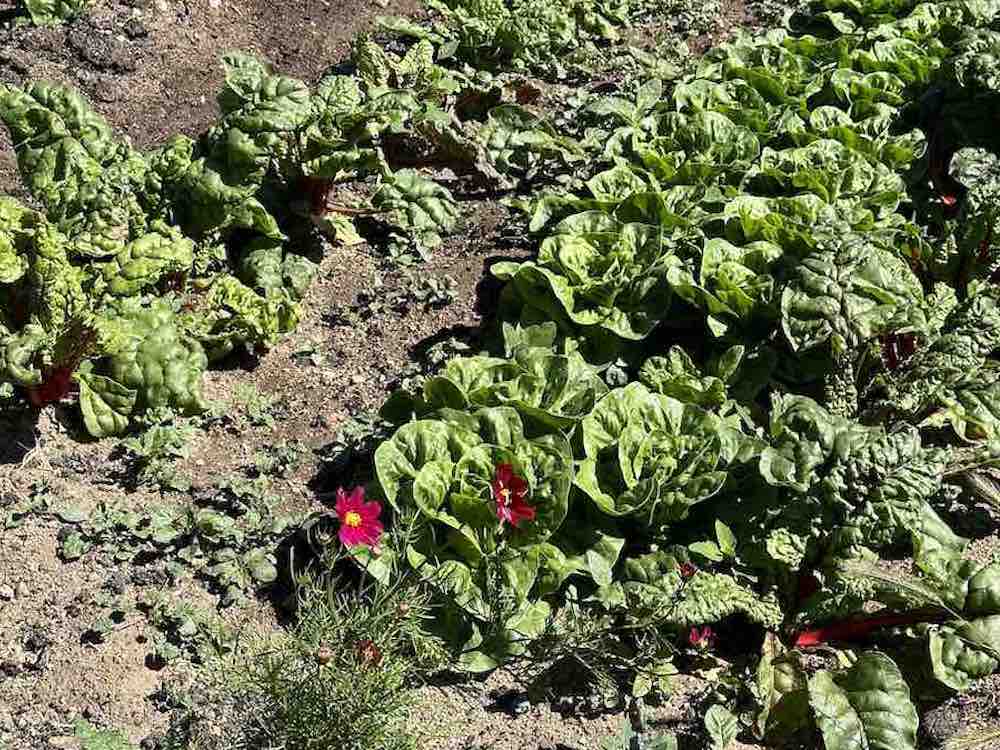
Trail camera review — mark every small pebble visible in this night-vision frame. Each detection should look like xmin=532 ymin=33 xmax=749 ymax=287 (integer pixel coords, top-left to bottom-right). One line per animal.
xmin=0 ymin=586 xmax=12 ymax=601
xmin=123 ymin=18 xmax=148 ymax=39
xmin=15 ymin=582 xmax=28 ymax=599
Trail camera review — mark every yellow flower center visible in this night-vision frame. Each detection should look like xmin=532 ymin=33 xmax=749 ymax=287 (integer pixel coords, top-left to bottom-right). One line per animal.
xmin=499 ymin=487 xmax=511 ymax=504
xmin=344 ymin=511 xmax=363 ymax=528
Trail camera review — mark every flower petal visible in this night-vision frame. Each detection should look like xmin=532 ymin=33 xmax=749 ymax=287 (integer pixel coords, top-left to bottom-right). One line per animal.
xmin=340 ymin=525 xmax=365 ymax=546
xmin=495 ymin=463 xmax=514 ymax=485
xmin=360 ymin=521 xmax=384 ymax=546
xmin=335 ymin=487 xmax=350 ymax=515
xmin=336 ymin=486 xmax=367 ymax=518
xmin=361 ymin=500 xmax=383 ymax=519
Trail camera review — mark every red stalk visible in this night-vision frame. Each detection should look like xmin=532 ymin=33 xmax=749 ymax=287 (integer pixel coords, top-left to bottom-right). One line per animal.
xmin=27 ymin=366 xmax=77 ymax=406
xmin=300 ymin=175 xmax=334 ymax=216
xmin=793 ymin=610 xmax=947 ymax=648
xmin=25 ymin=323 xmax=97 ymax=407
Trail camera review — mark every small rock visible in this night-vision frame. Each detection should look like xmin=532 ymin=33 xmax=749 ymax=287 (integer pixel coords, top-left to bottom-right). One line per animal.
xmin=47 ymin=736 xmax=77 ymax=749
xmin=90 ymin=76 xmax=119 ymax=103
xmin=15 ymin=582 xmax=28 ymax=599
xmin=0 ymin=586 xmax=12 ymax=601
xmin=208 ymin=0 xmax=222 ymax=8
xmin=123 ymin=18 xmax=148 ymax=39
xmin=0 ymin=50 xmax=30 ymax=75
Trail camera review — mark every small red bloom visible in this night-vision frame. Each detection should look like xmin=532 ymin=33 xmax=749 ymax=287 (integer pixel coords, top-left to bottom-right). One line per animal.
xmin=688 ymin=626 xmax=716 ymax=650
xmin=355 ymin=638 xmax=382 ymax=668
xmin=678 ymin=562 xmax=697 ymax=579
xmin=335 ymin=487 xmax=383 ymax=548
xmin=492 ymin=463 xmax=535 ymax=528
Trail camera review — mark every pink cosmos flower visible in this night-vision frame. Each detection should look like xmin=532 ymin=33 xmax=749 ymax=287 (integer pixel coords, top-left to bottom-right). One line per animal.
xmin=335 ymin=487 xmax=383 ymax=548
xmin=688 ymin=626 xmax=716 ymax=650
xmin=492 ymin=463 xmax=536 ymax=528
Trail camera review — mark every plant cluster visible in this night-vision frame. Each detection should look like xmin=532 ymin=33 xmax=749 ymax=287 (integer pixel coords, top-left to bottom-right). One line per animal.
xmin=160 ymin=573 xmax=433 ymax=750
xmin=345 ymin=0 xmax=1000 ymax=745
xmin=0 ymin=40 xmax=578 ymax=437
xmin=15 ymin=0 xmax=89 ymax=26
xmin=10 ymin=0 xmax=1000 ymax=746
xmin=58 ymin=468 xmax=301 ymax=604
xmin=379 ymin=0 xmax=709 ymax=80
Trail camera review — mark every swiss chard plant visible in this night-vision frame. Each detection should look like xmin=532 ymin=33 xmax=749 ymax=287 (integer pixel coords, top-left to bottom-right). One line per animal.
xmin=348 ymin=0 xmax=1000 ymax=745
xmin=0 ymin=34 xmax=585 ymax=436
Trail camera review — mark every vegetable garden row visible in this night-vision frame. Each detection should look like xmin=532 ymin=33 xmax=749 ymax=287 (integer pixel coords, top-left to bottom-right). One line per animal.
xmin=5 ymin=0 xmax=1000 ymax=747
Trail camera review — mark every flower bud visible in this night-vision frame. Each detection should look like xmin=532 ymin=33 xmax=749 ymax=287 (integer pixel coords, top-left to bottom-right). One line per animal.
xmin=315 ymin=645 xmax=334 ymax=666
xmin=355 ymin=638 xmax=382 ymax=667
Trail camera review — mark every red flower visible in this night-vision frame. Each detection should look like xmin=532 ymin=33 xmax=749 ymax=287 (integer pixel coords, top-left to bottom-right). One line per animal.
xmin=335 ymin=487 xmax=383 ymax=548
xmin=355 ymin=639 xmax=382 ymax=668
xmin=492 ymin=463 xmax=535 ymax=528
xmin=688 ymin=626 xmax=716 ymax=650
xmin=678 ymin=562 xmax=697 ymax=579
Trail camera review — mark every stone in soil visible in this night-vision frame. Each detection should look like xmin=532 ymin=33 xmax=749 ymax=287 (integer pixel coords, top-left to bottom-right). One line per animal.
xmin=68 ymin=24 xmax=139 ymax=73
xmin=123 ymin=18 xmax=149 ymax=40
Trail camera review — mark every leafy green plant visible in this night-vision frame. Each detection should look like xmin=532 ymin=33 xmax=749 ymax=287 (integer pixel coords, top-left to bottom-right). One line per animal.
xmin=232 ymin=383 xmax=284 ymax=429
xmin=347 ymin=0 xmax=1000 ymax=743
xmin=140 ymin=592 xmax=237 ymax=666
xmin=380 ymin=0 xmax=672 ymax=79
xmin=56 ymin=474 xmax=300 ymax=604
xmin=601 ymin=719 xmax=677 ymax=750
xmin=0 ymin=34 xmax=583 ymax=438
xmin=18 ymin=0 xmax=89 ymax=26
xmin=73 ymin=719 xmax=136 ymax=750
xmin=162 ymin=571 xmax=433 ymax=750
xmin=121 ymin=422 xmax=197 ymax=492
xmin=253 ymin=440 xmax=306 ymax=478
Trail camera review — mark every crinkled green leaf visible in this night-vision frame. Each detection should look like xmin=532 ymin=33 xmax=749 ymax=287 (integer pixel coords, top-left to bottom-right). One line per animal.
xmin=807 ymin=652 xmax=918 ymax=750
xmin=76 ymin=370 xmax=137 ymax=439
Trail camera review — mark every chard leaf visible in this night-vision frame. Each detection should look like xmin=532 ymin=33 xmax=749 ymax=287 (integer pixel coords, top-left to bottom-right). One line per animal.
xmin=705 ymin=705 xmax=738 ymax=750
xmin=929 ymin=616 xmax=1000 ymax=692
xmin=781 ymin=237 xmax=922 ymax=355
xmin=807 ymin=652 xmax=918 ymax=750
xmin=76 ymin=371 xmax=137 ymax=439
xmin=373 ymin=170 xmax=459 ymax=247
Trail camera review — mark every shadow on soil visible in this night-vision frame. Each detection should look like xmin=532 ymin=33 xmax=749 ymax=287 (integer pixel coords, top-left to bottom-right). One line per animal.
xmin=0 ymin=409 xmax=40 ymax=465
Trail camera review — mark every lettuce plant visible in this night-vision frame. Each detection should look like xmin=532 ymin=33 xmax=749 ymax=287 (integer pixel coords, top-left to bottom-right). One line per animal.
xmin=355 ymin=0 xmax=1000 ymax=743
xmin=0 ymin=34 xmax=578 ymax=435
